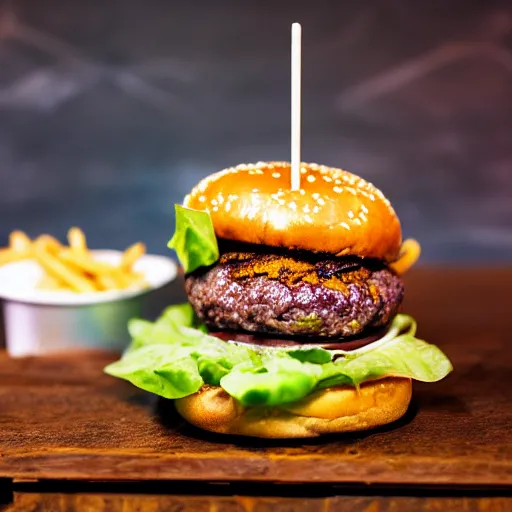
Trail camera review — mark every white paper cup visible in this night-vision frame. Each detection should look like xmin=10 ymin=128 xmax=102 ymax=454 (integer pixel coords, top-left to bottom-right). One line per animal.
xmin=0 ymin=250 xmax=178 ymax=357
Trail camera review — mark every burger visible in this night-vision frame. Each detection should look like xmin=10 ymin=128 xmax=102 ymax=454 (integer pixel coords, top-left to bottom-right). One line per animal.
xmin=105 ymin=162 xmax=452 ymax=438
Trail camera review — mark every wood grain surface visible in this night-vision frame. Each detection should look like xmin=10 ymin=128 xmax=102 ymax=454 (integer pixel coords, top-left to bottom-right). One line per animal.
xmin=0 ymin=268 xmax=510 ymax=486
xmin=3 ymin=492 xmax=511 ymax=512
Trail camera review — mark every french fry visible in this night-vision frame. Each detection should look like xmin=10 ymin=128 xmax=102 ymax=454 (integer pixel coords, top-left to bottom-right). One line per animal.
xmin=34 ymin=234 xmax=62 ymax=254
xmin=33 ymin=245 xmax=98 ymax=293
xmin=59 ymin=248 xmax=116 ymax=275
xmin=94 ymin=274 xmax=122 ymax=291
xmin=390 ymin=238 xmax=421 ymax=275
xmin=109 ymin=269 xmax=146 ymax=290
xmin=9 ymin=231 xmax=31 ymax=252
xmin=0 ymin=249 xmax=10 ymax=265
xmin=0 ymin=248 xmax=30 ymax=265
xmin=121 ymin=242 xmax=146 ymax=271
xmin=1 ymin=230 xmax=32 ymax=266
xmin=37 ymin=274 xmax=70 ymax=291
xmin=68 ymin=227 xmax=88 ymax=253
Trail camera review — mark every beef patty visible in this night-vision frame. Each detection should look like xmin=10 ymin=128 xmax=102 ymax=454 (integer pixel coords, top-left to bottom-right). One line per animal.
xmin=185 ymin=250 xmax=404 ymax=339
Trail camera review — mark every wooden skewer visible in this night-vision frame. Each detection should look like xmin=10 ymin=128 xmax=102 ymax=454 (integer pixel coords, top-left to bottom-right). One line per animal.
xmin=291 ymin=22 xmax=302 ymax=191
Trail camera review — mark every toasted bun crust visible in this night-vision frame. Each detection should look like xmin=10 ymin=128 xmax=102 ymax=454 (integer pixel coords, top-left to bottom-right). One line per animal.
xmin=184 ymin=162 xmax=402 ymax=261
xmin=175 ymin=378 xmax=412 ymax=438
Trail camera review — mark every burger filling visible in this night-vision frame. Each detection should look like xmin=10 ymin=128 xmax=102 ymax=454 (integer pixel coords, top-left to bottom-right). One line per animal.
xmin=104 ymin=205 xmax=452 ymax=409
xmin=185 ymin=246 xmax=404 ymax=339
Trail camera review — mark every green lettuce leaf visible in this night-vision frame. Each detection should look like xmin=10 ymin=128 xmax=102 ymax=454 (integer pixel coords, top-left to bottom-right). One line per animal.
xmin=315 ymin=335 xmax=453 ymax=389
xmin=126 ymin=303 xmax=206 ymax=353
xmin=104 ymin=305 xmax=453 ymax=407
xmin=167 ymin=205 xmax=219 ymax=274
xmin=221 ymin=358 xmax=322 ymax=406
xmin=104 ymin=344 xmax=203 ymax=399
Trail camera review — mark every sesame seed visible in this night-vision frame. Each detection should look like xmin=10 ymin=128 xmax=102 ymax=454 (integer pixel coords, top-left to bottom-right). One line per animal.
xmin=304 ymin=214 xmax=313 ymax=224
xmin=299 ymin=189 xmax=306 ymax=195
xmin=272 ymin=211 xmax=288 ymax=229
xmin=348 ymin=210 xmax=354 ymax=219
xmin=333 ymin=186 xmax=343 ymax=193
xmin=252 ymin=188 xmax=259 ymax=193
xmin=212 ymin=206 xmax=219 ymax=212
xmin=369 ymin=193 xmax=376 ymax=201
xmin=340 ymin=222 xmax=350 ymax=230
xmin=307 ymin=175 xmax=316 ymax=183
xmin=353 ymin=218 xmax=362 ymax=225
xmin=317 ymin=197 xmax=325 ymax=206
xmin=361 ymin=205 xmax=369 ymax=214
xmin=312 ymin=192 xmax=320 ymax=200
xmin=272 ymin=172 xmax=281 ymax=178
xmin=225 ymin=202 xmax=231 ymax=212
xmin=288 ymin=201 xmax=297 ymax=211
xmin=323 ymin=176 xmax=332 ymax=182
xmin=303 ymin=204 xmax=311 ymax=213
xmin=313 ymin=206 xmax=320 ymax=214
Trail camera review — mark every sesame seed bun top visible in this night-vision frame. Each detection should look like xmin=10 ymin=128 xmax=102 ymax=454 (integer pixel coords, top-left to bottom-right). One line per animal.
xmin=184 ymin=162 xmax=402 ymax=261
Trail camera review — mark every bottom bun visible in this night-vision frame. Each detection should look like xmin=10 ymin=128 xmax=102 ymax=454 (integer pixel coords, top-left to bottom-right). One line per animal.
xmin=175 ymin=377 xmax=412 ymax=438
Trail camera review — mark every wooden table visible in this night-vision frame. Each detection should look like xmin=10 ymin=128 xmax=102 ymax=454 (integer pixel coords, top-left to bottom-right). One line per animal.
xmin=0 ymin=268 xmax=511 ymax=511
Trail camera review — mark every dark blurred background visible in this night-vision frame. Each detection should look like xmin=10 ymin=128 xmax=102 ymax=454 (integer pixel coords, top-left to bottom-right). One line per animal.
xmin=0 ymin=0 xmax=511 ymax=263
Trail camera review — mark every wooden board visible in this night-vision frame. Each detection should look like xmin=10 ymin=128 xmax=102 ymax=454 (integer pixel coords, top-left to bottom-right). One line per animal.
xmin=4 ymin=492 xmax=512 ymax=511
xmin=0 ymin=268 xmax=511 ymax=486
